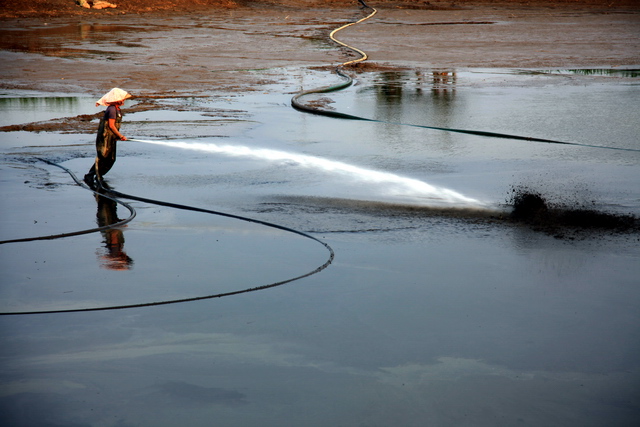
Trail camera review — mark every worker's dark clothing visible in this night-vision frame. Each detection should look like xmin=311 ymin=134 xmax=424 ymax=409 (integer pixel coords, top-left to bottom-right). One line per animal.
xmin=85 ymin=105 xmax=122 ymax=184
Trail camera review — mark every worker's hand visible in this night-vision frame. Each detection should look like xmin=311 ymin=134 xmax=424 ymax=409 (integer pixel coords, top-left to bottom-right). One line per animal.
xmin=120 ymin=135 xmax=127 ymax=141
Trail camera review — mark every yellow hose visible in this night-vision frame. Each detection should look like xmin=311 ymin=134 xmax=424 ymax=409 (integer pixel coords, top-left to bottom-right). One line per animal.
xmin=291 ymin=1 xmax=377 ymax=114
xmin=329 ymin=4 xmax=377 ymax=68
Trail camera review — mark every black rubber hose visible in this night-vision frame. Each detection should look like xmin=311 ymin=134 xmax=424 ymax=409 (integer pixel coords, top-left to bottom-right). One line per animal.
xmin=0 ymin=159 xmax=334 ymax=316
xmin=0 ymin=158 xmax=136 ymax=245
xmin=291 ymin=1 xmax=640 ymax=153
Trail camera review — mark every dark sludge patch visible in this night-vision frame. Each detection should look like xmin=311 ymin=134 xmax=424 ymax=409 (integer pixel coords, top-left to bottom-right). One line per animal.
xmin=508 ymin=189 xmax=639 ymax=237
xmin=510 ymin=192 xmax=548 ymax=222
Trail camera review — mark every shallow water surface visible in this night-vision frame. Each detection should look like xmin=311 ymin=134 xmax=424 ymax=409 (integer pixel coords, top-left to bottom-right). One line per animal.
xmin=1 ymin=69 xmax=639 ymax=426
xmin=0 ymin=91 xmax=96 ymax=127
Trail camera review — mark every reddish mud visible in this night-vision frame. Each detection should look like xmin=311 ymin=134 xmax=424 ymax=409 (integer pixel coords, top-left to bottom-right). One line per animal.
xmin=0 ymin=0 xmax=638 ymax=19
xmin=1 ymin=0 xmax=638 ymax=91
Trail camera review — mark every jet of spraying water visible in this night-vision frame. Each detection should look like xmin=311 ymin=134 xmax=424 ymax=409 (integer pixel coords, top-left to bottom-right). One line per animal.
xmin=129 ymin=139 xmax=483 ymax=207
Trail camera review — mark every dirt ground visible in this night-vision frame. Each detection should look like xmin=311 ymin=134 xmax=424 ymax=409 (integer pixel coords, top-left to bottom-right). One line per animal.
xmin=1 ymin=0 xmax=638 ymax=19
xmin=0 ymin=0 xmax=638 ymax=133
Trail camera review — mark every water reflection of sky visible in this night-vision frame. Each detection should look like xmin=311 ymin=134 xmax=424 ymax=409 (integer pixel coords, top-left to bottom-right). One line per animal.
xmin=330 ymin=69 xmax=640 ymax=152
xmin=0 ymin=92 xmax=96 ymax=127
xmin=1 ymin=69 xmax=639 ymax=427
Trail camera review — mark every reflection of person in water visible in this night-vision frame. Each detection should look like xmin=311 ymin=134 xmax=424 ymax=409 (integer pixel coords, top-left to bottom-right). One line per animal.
xmin=84 ymin=88 xmax=131 ymax=188
xmin=95 ymin=191 xmax=133 ymax=270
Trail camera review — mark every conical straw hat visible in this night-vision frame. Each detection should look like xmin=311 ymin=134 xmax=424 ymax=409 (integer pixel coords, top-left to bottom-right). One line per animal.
xmin=96 ymin=88 xmax=131 ymax=107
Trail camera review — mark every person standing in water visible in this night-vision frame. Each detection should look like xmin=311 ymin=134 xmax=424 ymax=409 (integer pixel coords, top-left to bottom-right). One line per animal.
xmin=84 ymin=88 xmax=131 ymax=188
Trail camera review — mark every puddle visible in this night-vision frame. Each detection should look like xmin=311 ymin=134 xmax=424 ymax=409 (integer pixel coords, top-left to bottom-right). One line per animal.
xmin=0 ymin=92 xmax=96 ymax=127
xmin=531 ymin=68 xmax=640 ymax=78
xmin=321 ymin=68 xmax=640 ymax=153
xmin=0 ymin=23 xmax=150 ymax=58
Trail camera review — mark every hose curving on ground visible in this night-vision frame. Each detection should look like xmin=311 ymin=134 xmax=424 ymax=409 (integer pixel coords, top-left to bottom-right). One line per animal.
xmin=0 ymin=158 xmax=136 ymax=245
xmin=291 ymin=0 xmax=377 ymax=118
xmin=291 ymin=1 xmax=639 ymax=152
xmin=0 ymin=158 xmax=334 ymax=316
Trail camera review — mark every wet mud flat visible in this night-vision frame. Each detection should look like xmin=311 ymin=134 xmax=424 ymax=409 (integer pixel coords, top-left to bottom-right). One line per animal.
xmin=1 ymin=3 xmax=640 ymax=427
xmin=1 ymin=3 xmax=639 ymax=95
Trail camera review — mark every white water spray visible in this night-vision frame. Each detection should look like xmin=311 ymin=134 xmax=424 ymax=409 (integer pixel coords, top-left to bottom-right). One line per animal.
xmin=130 ymin=139 xmax=483 ymax=207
